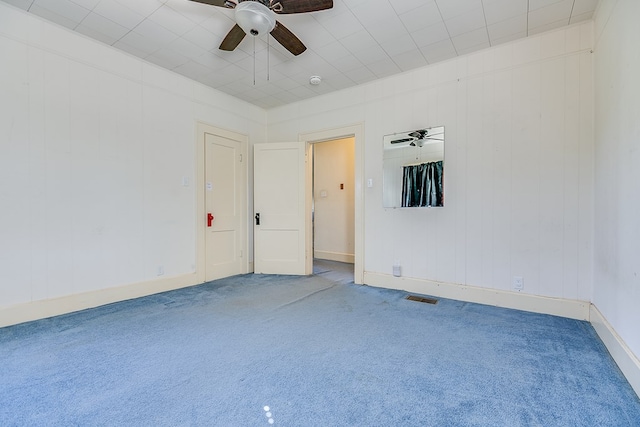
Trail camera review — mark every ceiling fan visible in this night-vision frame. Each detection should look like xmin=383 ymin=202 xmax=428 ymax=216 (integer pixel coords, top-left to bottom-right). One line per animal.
xmin=189 ymin=0 xmax=333 ymax=56
xmin=391 ymin=129 xmax=444 ymax=147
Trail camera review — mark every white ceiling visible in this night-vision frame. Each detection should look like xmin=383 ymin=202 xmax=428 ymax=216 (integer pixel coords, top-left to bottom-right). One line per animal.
xmin=3 ymin=0 xmax=598 ymax=109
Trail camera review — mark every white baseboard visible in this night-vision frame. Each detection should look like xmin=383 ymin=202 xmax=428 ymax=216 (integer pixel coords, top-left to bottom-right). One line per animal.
xmin=0 ymin=273 xmax=201 ymax=328
xmin=314 ymin=251 xmax=355 ymax=264
xmin=363 ymin=272 xmax=590 ymax=321
xmin=590 ymin=305 xmax=640 ymax=398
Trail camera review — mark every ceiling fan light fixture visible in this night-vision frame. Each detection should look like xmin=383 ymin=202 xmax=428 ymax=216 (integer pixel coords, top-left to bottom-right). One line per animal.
xmin=235 ymin=1 xmax=276 ymax=36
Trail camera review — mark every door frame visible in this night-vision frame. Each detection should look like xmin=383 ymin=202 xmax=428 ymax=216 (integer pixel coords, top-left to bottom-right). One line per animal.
xmin=299 ymin=124 xmax=364 ymax=284
xmin=196 ymin=122 xmax=249 ymax=283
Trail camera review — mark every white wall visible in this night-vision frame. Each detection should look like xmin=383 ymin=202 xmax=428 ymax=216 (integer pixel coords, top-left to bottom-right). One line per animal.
xmin=313 ymin=137 xmax=355 ymax=263
xmin=0 ymin=3 xmax=266 ymax=316
xmin=593 ymin=0 xmax=640 ymax=365
xmin=269 ymin=22 xmax=594 ymax=304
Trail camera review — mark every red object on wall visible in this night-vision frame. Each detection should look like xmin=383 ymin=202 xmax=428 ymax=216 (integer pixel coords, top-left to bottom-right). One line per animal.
xmin=207 ymin=213 xmax=214 ymax=227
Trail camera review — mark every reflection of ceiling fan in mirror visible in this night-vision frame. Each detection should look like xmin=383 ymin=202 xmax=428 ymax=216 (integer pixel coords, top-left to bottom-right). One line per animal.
xmin=391 ymin=128 xmax=444 ymax=147
xmin=189 ymin=0 xmax=333 ymax=56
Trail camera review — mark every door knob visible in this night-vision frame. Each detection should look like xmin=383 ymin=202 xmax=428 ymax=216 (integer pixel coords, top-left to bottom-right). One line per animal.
xmin=207 ymin=213 xmax=214 ymax=227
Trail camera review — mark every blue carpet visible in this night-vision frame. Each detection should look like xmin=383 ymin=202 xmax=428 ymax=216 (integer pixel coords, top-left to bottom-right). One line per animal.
xmin=1 ymin=265 xmax=639 ymax=426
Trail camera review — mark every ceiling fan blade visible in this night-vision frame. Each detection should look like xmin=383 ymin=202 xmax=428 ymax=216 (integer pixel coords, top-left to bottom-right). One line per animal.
xmin=409 ymin=129 xmax=444 ymax=138
xmin=188 ymin=0 xmax=233 ymax=7
xmin=391 ymin=138 xmax=414 ymax=144
xmin=219 ymin=24 xmax=246 ymax=51
xmin=275 ymin=0 xmax=333 ymax=14
xmin=270 ymin=21 xmax=306 ymax=56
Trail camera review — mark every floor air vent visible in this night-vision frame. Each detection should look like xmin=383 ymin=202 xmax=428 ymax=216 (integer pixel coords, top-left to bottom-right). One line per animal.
xmin=406 ymin=295 xmax=438 ymax=304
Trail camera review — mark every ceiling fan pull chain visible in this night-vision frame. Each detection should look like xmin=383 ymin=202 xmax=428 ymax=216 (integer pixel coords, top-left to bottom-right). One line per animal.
xmin=253 ymin=36 xmax=256 ymax=86
xmin=267 ymin=33 xmax=270 ymax=81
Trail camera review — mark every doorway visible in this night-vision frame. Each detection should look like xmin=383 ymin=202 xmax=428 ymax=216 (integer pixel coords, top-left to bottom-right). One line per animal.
xmin=250 ymin=125 xmax=363 ymax=281
xmin=300 ymin=124 xmax=364 ymax=284
xmin=312 ymin=137 xmax=355 ymax=281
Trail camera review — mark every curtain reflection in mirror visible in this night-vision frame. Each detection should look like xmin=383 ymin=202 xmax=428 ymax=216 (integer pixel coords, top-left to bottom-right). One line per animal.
xmin=401 ymin=160 xmax=443 ymax=207
xmin=382 ymin=126 xmax=444 ymax=208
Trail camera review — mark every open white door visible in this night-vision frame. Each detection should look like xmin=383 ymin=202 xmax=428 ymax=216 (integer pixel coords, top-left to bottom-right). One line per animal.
xmin=254 ymin=142 xmax=309 ymax=275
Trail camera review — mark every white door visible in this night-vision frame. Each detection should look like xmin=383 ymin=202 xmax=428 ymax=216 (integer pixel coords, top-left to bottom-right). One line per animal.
xmin=254 ymin=142 xmax=309 ymax=275
xmin=205 ymin=133 xmax=243 ymax=281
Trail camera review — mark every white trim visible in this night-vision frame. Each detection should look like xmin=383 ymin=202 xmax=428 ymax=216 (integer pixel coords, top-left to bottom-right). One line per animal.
xmin=364 ymin=272 xmax=590 ymax=321
xmin=299 ymin=123 xmax=365 ymax=284
xmin=590 ymin=305 xmax=640 ymax=398
xmin=305 ymin=142 xmax=314 ymax=275
xmin=314 ymin=251 xmax=355 ymax=264
xmin=0 ymin=274 xmax=199 ymax=328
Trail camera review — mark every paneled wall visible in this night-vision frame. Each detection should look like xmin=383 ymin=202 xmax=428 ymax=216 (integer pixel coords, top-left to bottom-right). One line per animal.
xmin=269 ymin=22 xmax=594 ymax=303
xmin=593 ymin=0 xmax=640 ymax=366
xmin=0 ymin=2 xmax=266 ymax=311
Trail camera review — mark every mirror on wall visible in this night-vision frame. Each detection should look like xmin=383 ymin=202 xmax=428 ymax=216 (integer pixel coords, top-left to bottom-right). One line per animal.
xmin=382 ymin=126 xmax=444 ymax=208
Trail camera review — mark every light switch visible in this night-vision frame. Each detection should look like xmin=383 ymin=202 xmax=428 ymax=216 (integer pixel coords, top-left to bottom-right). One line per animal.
xmin=320 ymin=190 xmax=328 ymax=198
xmin=367 ymin=178 xmax=373 ymax=188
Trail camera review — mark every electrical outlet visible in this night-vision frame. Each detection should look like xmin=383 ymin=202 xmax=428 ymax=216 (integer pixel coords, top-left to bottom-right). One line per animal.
xmin=157 ymin=266 xmax=164 ymax=276
xmin=393 ymin=262 xmax=401 ymax=277
xmin=513 ymin=276 xmax=524 ymax=291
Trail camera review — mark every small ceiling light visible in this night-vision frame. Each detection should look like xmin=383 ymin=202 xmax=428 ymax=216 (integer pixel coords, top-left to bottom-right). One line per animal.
xmin=309 ymin=75 xmax=322 ymax=85
xmin=235 ymin=1 xmax=276 ymax=36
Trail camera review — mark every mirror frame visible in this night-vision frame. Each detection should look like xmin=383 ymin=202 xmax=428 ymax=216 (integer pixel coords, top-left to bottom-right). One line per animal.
xmin=382 ymin=126 xmax=445 ymax=208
